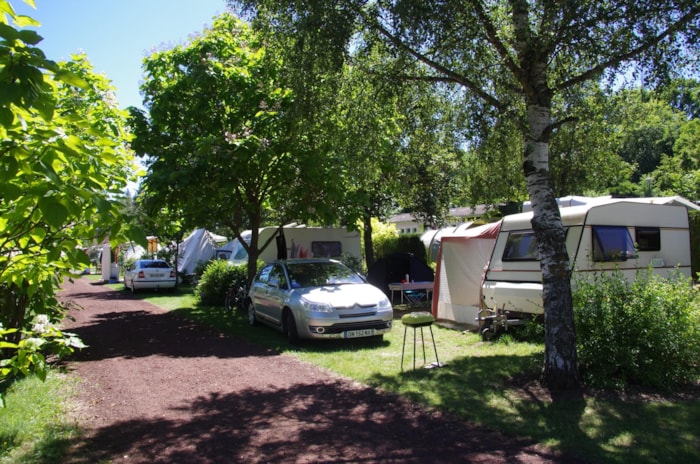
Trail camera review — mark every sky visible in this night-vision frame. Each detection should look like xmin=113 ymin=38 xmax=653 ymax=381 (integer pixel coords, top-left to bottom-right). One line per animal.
xmin=12 ymin=0 xmax=229 ymax=109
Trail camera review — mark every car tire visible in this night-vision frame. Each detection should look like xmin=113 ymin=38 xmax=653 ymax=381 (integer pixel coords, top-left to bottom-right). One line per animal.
xmin=284 ymin=310 xmax=299 ymax=344
xmin=247 ymin=301 xmax=257 ymax=326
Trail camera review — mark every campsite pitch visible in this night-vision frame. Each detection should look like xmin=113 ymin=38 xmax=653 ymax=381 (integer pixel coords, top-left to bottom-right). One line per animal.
xmin=57 ymin=277 xmax=581 ymax=463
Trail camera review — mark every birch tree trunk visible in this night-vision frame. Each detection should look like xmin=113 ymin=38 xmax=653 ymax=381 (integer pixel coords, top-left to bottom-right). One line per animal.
xmin=523 ymin=101 xmax=581 ymax=390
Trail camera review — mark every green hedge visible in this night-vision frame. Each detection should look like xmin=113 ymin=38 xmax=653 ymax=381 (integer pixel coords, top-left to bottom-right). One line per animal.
xmin=195 ymin=260 xmax=248 ymax=306
xmin=573 ymin=268 xmax=700 ymax=390
xmin=373 ymin=233 xmax=427 ymax=262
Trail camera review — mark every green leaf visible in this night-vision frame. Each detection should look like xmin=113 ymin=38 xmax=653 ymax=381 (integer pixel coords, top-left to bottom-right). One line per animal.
xmin=0 ymin=182 xmax=21 ymax=201
xmin=29 ymin=227 xmax=46 ymax=243
xmin=0 ymin=106 xmax=13 ymax=126
xmin=38 ymin=197 xmax=69 ymax=229
xmin=0 ymin=23 xmax=18 ymax=41
xmin=14 ymin=14 xmax=41 ymax=28
xmin=17 ymin=28 xmax=42 ymax=45
xmin=54 ymin=69 xmax=89 ymax=90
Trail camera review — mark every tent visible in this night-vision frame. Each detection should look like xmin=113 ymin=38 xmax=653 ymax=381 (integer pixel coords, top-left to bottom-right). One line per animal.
xmin=431 ymin=220 xmax=501 ymax=327
xmin=178 ymin=229 xmax=228 ymax=275
xmin=366 ymin=252 xmax=435 ymax=297
xmin=420 ymin=222 xmax=482 ymax=263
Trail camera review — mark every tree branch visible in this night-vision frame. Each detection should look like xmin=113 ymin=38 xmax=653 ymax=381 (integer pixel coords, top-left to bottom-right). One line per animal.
xmin=355 ymin=8 xmax=505 ymax=111
xmin=557 ymin=4 xmax=700 ymax=91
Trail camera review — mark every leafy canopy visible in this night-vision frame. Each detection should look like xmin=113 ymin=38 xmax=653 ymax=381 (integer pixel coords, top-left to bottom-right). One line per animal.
xmin=0 ymin=0 xmax=143 ymax=400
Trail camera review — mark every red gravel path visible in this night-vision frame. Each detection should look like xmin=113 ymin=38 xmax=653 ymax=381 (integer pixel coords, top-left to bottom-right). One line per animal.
xmin=58 ymin=277 xmax=579 ymax=463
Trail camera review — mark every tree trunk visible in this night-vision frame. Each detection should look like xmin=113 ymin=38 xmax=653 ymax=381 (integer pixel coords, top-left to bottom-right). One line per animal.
xmin=362 ymin=209 xmax=374 ymax=269
xmin=523 ymin=102 xmax=581 ymax=391
xmin=246 ymin=225 xmax=260 ymax=286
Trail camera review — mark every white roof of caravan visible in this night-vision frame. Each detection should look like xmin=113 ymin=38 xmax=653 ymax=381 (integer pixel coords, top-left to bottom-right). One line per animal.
xmin=502 ymin=197 xmax=695 ymax=231
xmin=521 ymin=195 xmax=610 ymax=212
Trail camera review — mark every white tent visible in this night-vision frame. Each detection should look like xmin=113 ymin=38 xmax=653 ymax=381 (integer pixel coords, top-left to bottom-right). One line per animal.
xmin=177 ymin=229 xmax=228 ymax=275
xmin=432 ymin=220 xmax=501 ymax=327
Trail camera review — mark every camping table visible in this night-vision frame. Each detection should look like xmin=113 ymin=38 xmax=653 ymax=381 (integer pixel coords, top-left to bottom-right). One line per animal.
xmin=388 ymin=281 xmax=434 ymax=305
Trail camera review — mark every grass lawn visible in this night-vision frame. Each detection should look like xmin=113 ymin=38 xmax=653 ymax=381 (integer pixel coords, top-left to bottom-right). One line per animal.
xmin=2 ymin=280 xmax=697 ymax=463
xmin=0 ymin=373 xmax=80 ymax=464
xmin=164 ymin=289 xmax=700 ymax=464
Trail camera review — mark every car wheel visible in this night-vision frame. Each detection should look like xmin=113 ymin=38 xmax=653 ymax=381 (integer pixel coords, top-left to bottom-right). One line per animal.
xmin=284 ymin=310 xmax=299 ymax=344
xmin=130 ymin=280 xmax=137 ymax=294
xmin=247 ymin=301 xmax=257 ymax=326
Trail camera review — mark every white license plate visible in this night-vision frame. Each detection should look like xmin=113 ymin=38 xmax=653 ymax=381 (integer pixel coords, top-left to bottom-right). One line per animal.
xmin=151 ymin=273 xmax=164 ymax=277
xmin=345 ymin=328 xmax=375 ymax=338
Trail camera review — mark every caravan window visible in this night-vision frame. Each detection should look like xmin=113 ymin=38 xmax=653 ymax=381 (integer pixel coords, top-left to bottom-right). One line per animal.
xmin=311 ymin=241 xmax=342 ymax=258
xmin=503 ymin=231 xmax=540 ymax=261
xmin=635 ymin=227 xmax=661 ymax=252
xmin=592 ymin=226 xmax=636 ymax=262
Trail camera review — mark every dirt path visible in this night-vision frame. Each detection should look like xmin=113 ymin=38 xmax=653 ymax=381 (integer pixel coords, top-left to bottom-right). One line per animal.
xmin=58 ymin=277 xmax=576 ymax=463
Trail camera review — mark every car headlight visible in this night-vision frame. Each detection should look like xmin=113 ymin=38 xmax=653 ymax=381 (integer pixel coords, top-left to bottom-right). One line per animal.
xmin=300 ymin=296 xmax=333 ymax=312
xmin=377 ymin=297 xmax=391 ymax=309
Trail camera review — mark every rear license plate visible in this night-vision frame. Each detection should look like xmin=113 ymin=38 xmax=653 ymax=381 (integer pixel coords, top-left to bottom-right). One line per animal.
xmin=345 ymin=329 xmax=375 ymax=338
xmin=151 ymin=273 xmax=164 ymax=277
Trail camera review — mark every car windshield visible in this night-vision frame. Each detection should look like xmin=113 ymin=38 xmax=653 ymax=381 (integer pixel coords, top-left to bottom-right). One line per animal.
xmin=285 ymin=261 xmax=364 ymax=288
xmin=140 ymin=260 xmax=170 ymax=269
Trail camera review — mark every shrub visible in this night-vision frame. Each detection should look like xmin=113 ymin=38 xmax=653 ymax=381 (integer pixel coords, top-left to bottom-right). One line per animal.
xmin=374 ymin=233 xmax=427 ymax=262
xmin=195 ymin=260 xmax=248 ymax=307
xmin=573 ymin=268 xmax=700 ymax=390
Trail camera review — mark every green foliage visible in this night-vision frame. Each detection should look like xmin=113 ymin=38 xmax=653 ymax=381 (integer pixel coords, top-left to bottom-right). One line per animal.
xmin=133 ymin=12 xmax=340 ymax=283
xmin=373 ymin=233 xmax=426 ymax=262
xmin=0 ymin=2 xmax=142 ymax=400
xmin=573 ymin=268 xmax=700 ymax=390
xmin=195 ymin=260 xmax=248 ymax=307
xmin=0 ymin=316 xmax=85 ymax=402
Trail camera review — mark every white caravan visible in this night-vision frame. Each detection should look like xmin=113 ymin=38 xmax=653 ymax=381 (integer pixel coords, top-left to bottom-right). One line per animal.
xmin=227 ymin=224 xmax=362 ymax=266
xmin=479 ymin=199 xmax=693 ymax=334
xmin=432 ymin=197 xmax=696 ymax=334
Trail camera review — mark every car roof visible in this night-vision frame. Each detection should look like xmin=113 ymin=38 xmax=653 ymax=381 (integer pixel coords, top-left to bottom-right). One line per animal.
xmin=271 ymin=258 xmax=341 ymax=265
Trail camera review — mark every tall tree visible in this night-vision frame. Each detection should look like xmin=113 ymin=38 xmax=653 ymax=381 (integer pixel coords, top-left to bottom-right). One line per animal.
xmin=612 ymin=88 xmax=687 ymax=181
xmin=234 ymin=0 xmax=700 ymax=390
xmin=1 ymin=0 xmax=142 ymax=387
xmin=331 ymin=61 xmax=402 ymax=267
xmin=394 ymin=82 xmax=468 ymax=230
xmin=130 ymin=13 xmax=337 ymax=282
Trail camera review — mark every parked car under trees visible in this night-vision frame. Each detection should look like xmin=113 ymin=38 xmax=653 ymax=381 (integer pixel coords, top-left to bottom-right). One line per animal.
xmin=247 ymin=258 xmax=393 ymax=343
xmin=124 ymin=260 xmax=176 ymax=293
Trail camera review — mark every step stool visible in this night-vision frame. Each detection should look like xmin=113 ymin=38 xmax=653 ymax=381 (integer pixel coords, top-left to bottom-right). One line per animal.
xmin=400 ymin=311 xmax=444 ymax=371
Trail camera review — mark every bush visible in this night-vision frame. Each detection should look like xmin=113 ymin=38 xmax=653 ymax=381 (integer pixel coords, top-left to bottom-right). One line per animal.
xmin=573 ymin=268 xmax=700 ymax=390
xmin=195 ymin=260 xmax=248 ymax=307
xmin=374 ymin=233 xmax=427 ymax=262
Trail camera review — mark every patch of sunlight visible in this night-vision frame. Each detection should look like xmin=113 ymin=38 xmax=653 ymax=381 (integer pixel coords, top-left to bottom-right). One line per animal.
xmin=607 ymin=432 xmax=635 ymax=448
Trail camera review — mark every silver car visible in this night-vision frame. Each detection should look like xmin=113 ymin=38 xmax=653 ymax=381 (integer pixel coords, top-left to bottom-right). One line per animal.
xmin=124 ymin=259 xmax=176 ymax=293
xmin=247 ymin=258 xmax=393 ymax=342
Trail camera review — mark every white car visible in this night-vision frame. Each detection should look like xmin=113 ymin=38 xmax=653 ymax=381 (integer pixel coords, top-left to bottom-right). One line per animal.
xmin=124 ymin=259 xmax=176 ymax=293
xmin=247 ymin=258 xmax=394 ymax=343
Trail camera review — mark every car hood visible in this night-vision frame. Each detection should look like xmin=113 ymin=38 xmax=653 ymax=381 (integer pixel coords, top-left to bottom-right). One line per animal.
xmin=297 ymin=284 xmax=387 ymax=307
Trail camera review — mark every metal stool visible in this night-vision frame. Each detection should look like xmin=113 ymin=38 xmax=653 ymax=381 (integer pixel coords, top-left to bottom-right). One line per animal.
xmin=400 ymin=311 xmax=444 ymax=371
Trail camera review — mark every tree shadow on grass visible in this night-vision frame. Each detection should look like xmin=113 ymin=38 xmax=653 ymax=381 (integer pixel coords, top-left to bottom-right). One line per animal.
xmin=369 ymin=354 xmax=698 ymax=464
